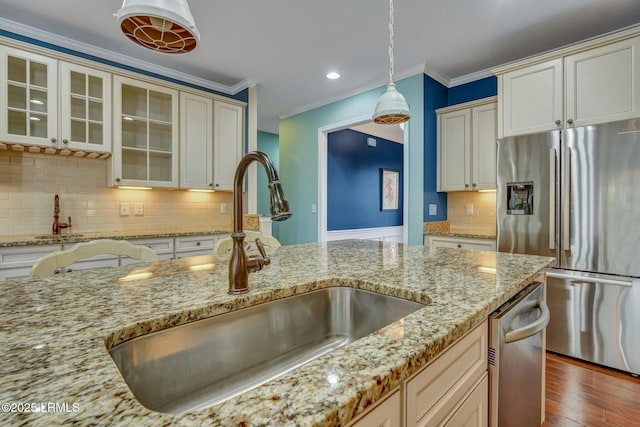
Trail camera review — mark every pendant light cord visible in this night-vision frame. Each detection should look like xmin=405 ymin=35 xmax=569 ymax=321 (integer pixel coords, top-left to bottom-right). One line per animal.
xmin=388 ymin=0 xmax=395 ymax=84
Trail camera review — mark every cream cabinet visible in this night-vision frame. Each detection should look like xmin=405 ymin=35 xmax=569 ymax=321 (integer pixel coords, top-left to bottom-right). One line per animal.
xmin=497 ymin=34 xmax=640 ymax=137
xmin=0 ymin=46 xmax=58 ymax=147
xmin=213 ymin=100 xmax=244 ymax=191
xmin=347 ymin=389 xmax=401 ymax=427
xmin=111 ymin=75 xmax=179 ymax=187
xmin=175 ymin=234 xmax=228 ymax=258
xmin=0 ymin=46 xmax=112 ymax=153
xmin=437 ymin=97 xmax=497 ymax=192
xmin=59 ymin=62 xmax=111 ymax=153
xmin=405 ymin=321 xmax=488 ymax=427
xmin=425 ymin=235 xmax=496 ymax=251
xmin=180 ymin=92 xmax=213 ymax=189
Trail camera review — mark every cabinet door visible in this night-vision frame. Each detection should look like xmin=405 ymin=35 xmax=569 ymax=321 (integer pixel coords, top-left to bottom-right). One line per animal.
xmin=443 ymin=375 xmax=488 ymax=427
xmin=565 ymin=36 xmax=640 ymax=128
xmin=60 ymin=62 xmax=112 ymax=153
xmin=472 ymin=103 xmax=497 ymax=190
xmin=427 ymin=236 xmax=496 ymax=251
xmin=0 ymin=46 xmax=58 ymax=146
xmin=0 ymin=244 xmax=61 ymax=281
xmin=500 ymin=58 xmax=563 ymax=137
xmin=122 ymin=238 xmax=174 ymax=264
xmin=348 ymin=390 xmax=401 ymax=427
xmin=175 ymin=234 xmax=222 ymax=258
xmin=180 ymin=92 xmax=213 ymax=189
xmin=213 ymin=100 xmax=244 ymax=191
xmin=112 ymin=76 xmax=179 ymax=187
xmin=438 ymin=109 xmax=470 ymax=191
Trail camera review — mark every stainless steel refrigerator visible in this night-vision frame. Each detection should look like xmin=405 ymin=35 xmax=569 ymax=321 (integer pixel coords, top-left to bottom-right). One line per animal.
xmin=497 ymin=118 xmax=640 ymax=375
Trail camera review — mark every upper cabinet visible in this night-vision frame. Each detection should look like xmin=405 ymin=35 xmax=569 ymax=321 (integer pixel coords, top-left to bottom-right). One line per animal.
xmin=496 ymin=32 xmax=640 ymax=138
xmin=213 ymin=100 xmax=244 ymax=191
xmin=59 ymin=62 xmax=111 ymax=152
xmin=437 ymin=97 xmax=497 ymax=192
xmin=111 ymin=75 xmax=179 ymax=187
xmin=179 ymin=92 xmax=213 ymax=189
xmin=0 ymin=46 xmax=111 ymax=153
xmin=0 ymin=46 xmax=57 ymax=147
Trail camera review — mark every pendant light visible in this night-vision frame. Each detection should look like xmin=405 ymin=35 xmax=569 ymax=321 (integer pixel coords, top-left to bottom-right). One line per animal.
xmin=114 ymin=0 xmax=200 ymax=54
xmin=372 ymin=0 xmax=411 ymax=125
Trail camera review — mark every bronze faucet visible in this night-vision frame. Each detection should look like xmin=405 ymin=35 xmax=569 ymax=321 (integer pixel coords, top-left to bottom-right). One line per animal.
xmin=228 ymin=151 xmax=291 ymax=294
xmin=52 ymin=194 xmax=72 ymax=235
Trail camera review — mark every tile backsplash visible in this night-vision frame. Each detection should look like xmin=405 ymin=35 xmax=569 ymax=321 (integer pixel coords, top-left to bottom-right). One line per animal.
xmin=0 ymin=151 xmax=233 ymax=236
xmin=446 ymin=191 xmax=497 ymax=233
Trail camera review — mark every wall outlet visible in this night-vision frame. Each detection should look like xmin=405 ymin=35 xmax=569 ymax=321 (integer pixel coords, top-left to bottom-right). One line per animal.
xmin=465 ymin=203 xmax=474 ymax=216
xmin=429 ymin=204 xmax=437 ymax=216
xmin=134 ymin=202 xmax=144 ymax=216
xmin=220 ymin=203 xmax=228 ymax=214
xmin=119 ymin=203 xmax=129 ymax=216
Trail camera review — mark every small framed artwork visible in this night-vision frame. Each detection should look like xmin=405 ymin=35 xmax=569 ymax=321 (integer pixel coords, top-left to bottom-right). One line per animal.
xmin=381 ymin=169 xmax=399 ymax=211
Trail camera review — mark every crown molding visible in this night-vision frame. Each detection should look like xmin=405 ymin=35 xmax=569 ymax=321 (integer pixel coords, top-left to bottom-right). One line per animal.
xmin=448 ymin=68 xmax=494 ymax=87
xmin=0 ymin=17 xmax=254 ymax=95
xmin=422 ymin=64 xmax=450 ymax=87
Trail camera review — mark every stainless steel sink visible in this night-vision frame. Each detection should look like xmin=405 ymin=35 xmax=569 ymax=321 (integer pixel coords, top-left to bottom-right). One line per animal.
xmin=108 ymin=287 xmax=425 ymax=413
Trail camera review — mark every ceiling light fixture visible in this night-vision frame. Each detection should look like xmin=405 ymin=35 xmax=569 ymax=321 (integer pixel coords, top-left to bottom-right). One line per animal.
xmin=372 ymin=0 xmax=411 ymax=125
xmin=326 ymin=72 xmax=341 ymax=80
xmin=114 ymin=0 xmax=200 ymax=54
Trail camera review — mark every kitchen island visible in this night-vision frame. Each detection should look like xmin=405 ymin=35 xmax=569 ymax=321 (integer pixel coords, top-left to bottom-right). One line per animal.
xmin=0 ymin=240 xmax=553 ymax=426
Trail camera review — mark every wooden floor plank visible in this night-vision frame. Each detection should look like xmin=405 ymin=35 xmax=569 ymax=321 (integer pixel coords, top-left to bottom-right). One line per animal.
xmin=544 ymin=352 xmax=640 ymax=427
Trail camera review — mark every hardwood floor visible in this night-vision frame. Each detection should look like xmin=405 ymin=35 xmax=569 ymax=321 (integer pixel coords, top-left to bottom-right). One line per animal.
xmin=543 ymin=352 xmax=640 ymax=426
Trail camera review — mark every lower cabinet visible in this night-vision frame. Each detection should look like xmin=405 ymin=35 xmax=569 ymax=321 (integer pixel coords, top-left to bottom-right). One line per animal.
xmin=425 ymin=235 xmax=496 ymax=251
xmin=348 ymin=389 xmax=401 ymax=427
xmin=123 ymin=237 xmax=174 ymax=265
xmin=174 ymin=234 xmax=227 ymax=258
xmin=348 ymin=320 xmax=488 ymax=427
xmin=0 ymin=244 xmax=61 ymax=281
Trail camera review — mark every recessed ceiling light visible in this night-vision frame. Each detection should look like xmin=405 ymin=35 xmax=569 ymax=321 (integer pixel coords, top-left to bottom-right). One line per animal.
xmin=326 ymin=72 xmax=340 ymax=80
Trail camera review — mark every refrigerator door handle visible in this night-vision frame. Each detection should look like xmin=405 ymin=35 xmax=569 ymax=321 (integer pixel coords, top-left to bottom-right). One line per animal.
xmin=505 ymin=299 xmax=550 ymax=343
xmin=562 ymin=148 xmax=572 ymax=250
xmin=549 ymin=149 xmax=557 ymax=250
xmin=547 ymin=271 xmax=633 ymax=287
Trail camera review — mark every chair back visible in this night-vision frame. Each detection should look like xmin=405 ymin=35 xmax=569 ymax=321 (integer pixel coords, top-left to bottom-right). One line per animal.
xmin=30 ymin=239 xmax=159 ymax=278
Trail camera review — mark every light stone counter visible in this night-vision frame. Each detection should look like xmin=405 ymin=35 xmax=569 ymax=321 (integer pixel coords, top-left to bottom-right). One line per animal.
xmin=0 ymin=240 xmax=553 ymax=426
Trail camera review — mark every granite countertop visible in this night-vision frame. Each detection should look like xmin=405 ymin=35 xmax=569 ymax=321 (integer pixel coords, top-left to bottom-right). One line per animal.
xmin=0 ymin=240 xmax=553 ymax=426
xmin=0 ymin=229 xmax=232 ymax=247
xmin=425 ymin=229 xmax=497 ymax=239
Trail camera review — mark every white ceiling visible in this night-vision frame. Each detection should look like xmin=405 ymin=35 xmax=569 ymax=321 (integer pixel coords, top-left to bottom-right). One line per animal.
xmin=1 ymin=1 xmax=639 ymax=134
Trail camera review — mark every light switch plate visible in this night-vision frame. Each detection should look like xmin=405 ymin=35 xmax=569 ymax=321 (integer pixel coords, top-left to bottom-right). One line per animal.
xmin=134 ymin=202 xmax=144 ymax=216
xmin=119 ymin=203 xmax=129 ymax=216
xmin=429 ymin=204 xmax=437 ymax=216
xmin=311 ymin=204 xmax=317 ymax=214
xmin=220 ymin=203 xmax=228 ymax=214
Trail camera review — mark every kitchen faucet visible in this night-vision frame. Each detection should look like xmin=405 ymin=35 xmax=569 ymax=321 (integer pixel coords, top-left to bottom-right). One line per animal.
xmin=228 ymin=151 xmax=291 ymax=294
xmin=52 ymin=194 xmax=72 ymax=235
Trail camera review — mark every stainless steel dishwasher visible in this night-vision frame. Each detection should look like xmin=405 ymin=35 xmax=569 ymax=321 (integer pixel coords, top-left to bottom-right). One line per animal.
xmin=489 ymin=282 xmax=550 ymax=427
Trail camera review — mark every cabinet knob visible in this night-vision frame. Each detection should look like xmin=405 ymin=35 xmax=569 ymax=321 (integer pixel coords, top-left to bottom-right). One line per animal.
xmin=457 ymin=244 xmax=462 ymax=248
xmin=555 ymin=120 xmax=561 ymax=126
xmin=215 ymin=184 xmax=219 ymax=187
xmin=196 ymin=242 xmax=201 ymax=246
xmin=62 ymin=139 xmax=68 ymax=144
xmin=465 ymin=184 xmax=469 ymax=188
xmin=115 ymin=177 xmax=121 ymax=182
xmin=472 ymin=183 xmax=477 ymax=187
xmin=209 ymin=183 xmax=213 ymax=187
xmin=567 ymin=119 xmax=574 ymax=125
xmin=50 ymin=137 xmax=57 ymax=144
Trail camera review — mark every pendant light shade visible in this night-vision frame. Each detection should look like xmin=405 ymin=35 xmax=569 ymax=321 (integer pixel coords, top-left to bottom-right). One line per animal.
xmin=114 ymin=0 xmax=200 ymax=54
xmin=373 ymin=0 xmax=411 ymax=125
xmin=373 ymin=82 xmax=411 ymax=124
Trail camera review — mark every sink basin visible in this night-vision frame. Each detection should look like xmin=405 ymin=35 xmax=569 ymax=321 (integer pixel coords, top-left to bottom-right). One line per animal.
xmin=33 ymin=234 xmax=84 ymax=240
xmin=108 ymin=287 xmax=425 ymax=413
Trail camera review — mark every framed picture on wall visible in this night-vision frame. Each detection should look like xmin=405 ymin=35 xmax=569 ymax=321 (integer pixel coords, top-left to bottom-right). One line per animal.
xmin=381 ymin=169 xmax=399 ymax=211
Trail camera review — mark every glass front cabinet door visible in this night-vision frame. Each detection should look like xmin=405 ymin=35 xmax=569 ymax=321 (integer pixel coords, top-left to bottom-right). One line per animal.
xmin=60 ymin=62 xmax=111 ymax=153
xmin=0 ymin=46 xmax=58 ymax=146
xmin=112 ymin=75 xmax=179 ymax=187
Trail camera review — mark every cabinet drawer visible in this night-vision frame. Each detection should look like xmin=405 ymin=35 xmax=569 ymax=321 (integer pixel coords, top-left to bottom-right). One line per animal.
xmin=426 ymin=236 xmax=496 ymax=251
xmin=406 ymin=320 xmax=488 ymax=427
xmin=0 ymin=245 xmax=61 ymax=269
xmin=443 ymin=374 xmax=488 ymax=427
xmin=175 ymin=235 xmax=219 ymax=252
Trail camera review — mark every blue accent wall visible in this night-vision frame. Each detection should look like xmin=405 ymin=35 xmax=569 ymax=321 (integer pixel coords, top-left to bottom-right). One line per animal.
xmin=423 ymin=75 xmax=449 ymax=222
xmin=447 ymin=76 xmax=497 ymax=105
xmin=327 ymin=129 xmax=403 ymax=230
